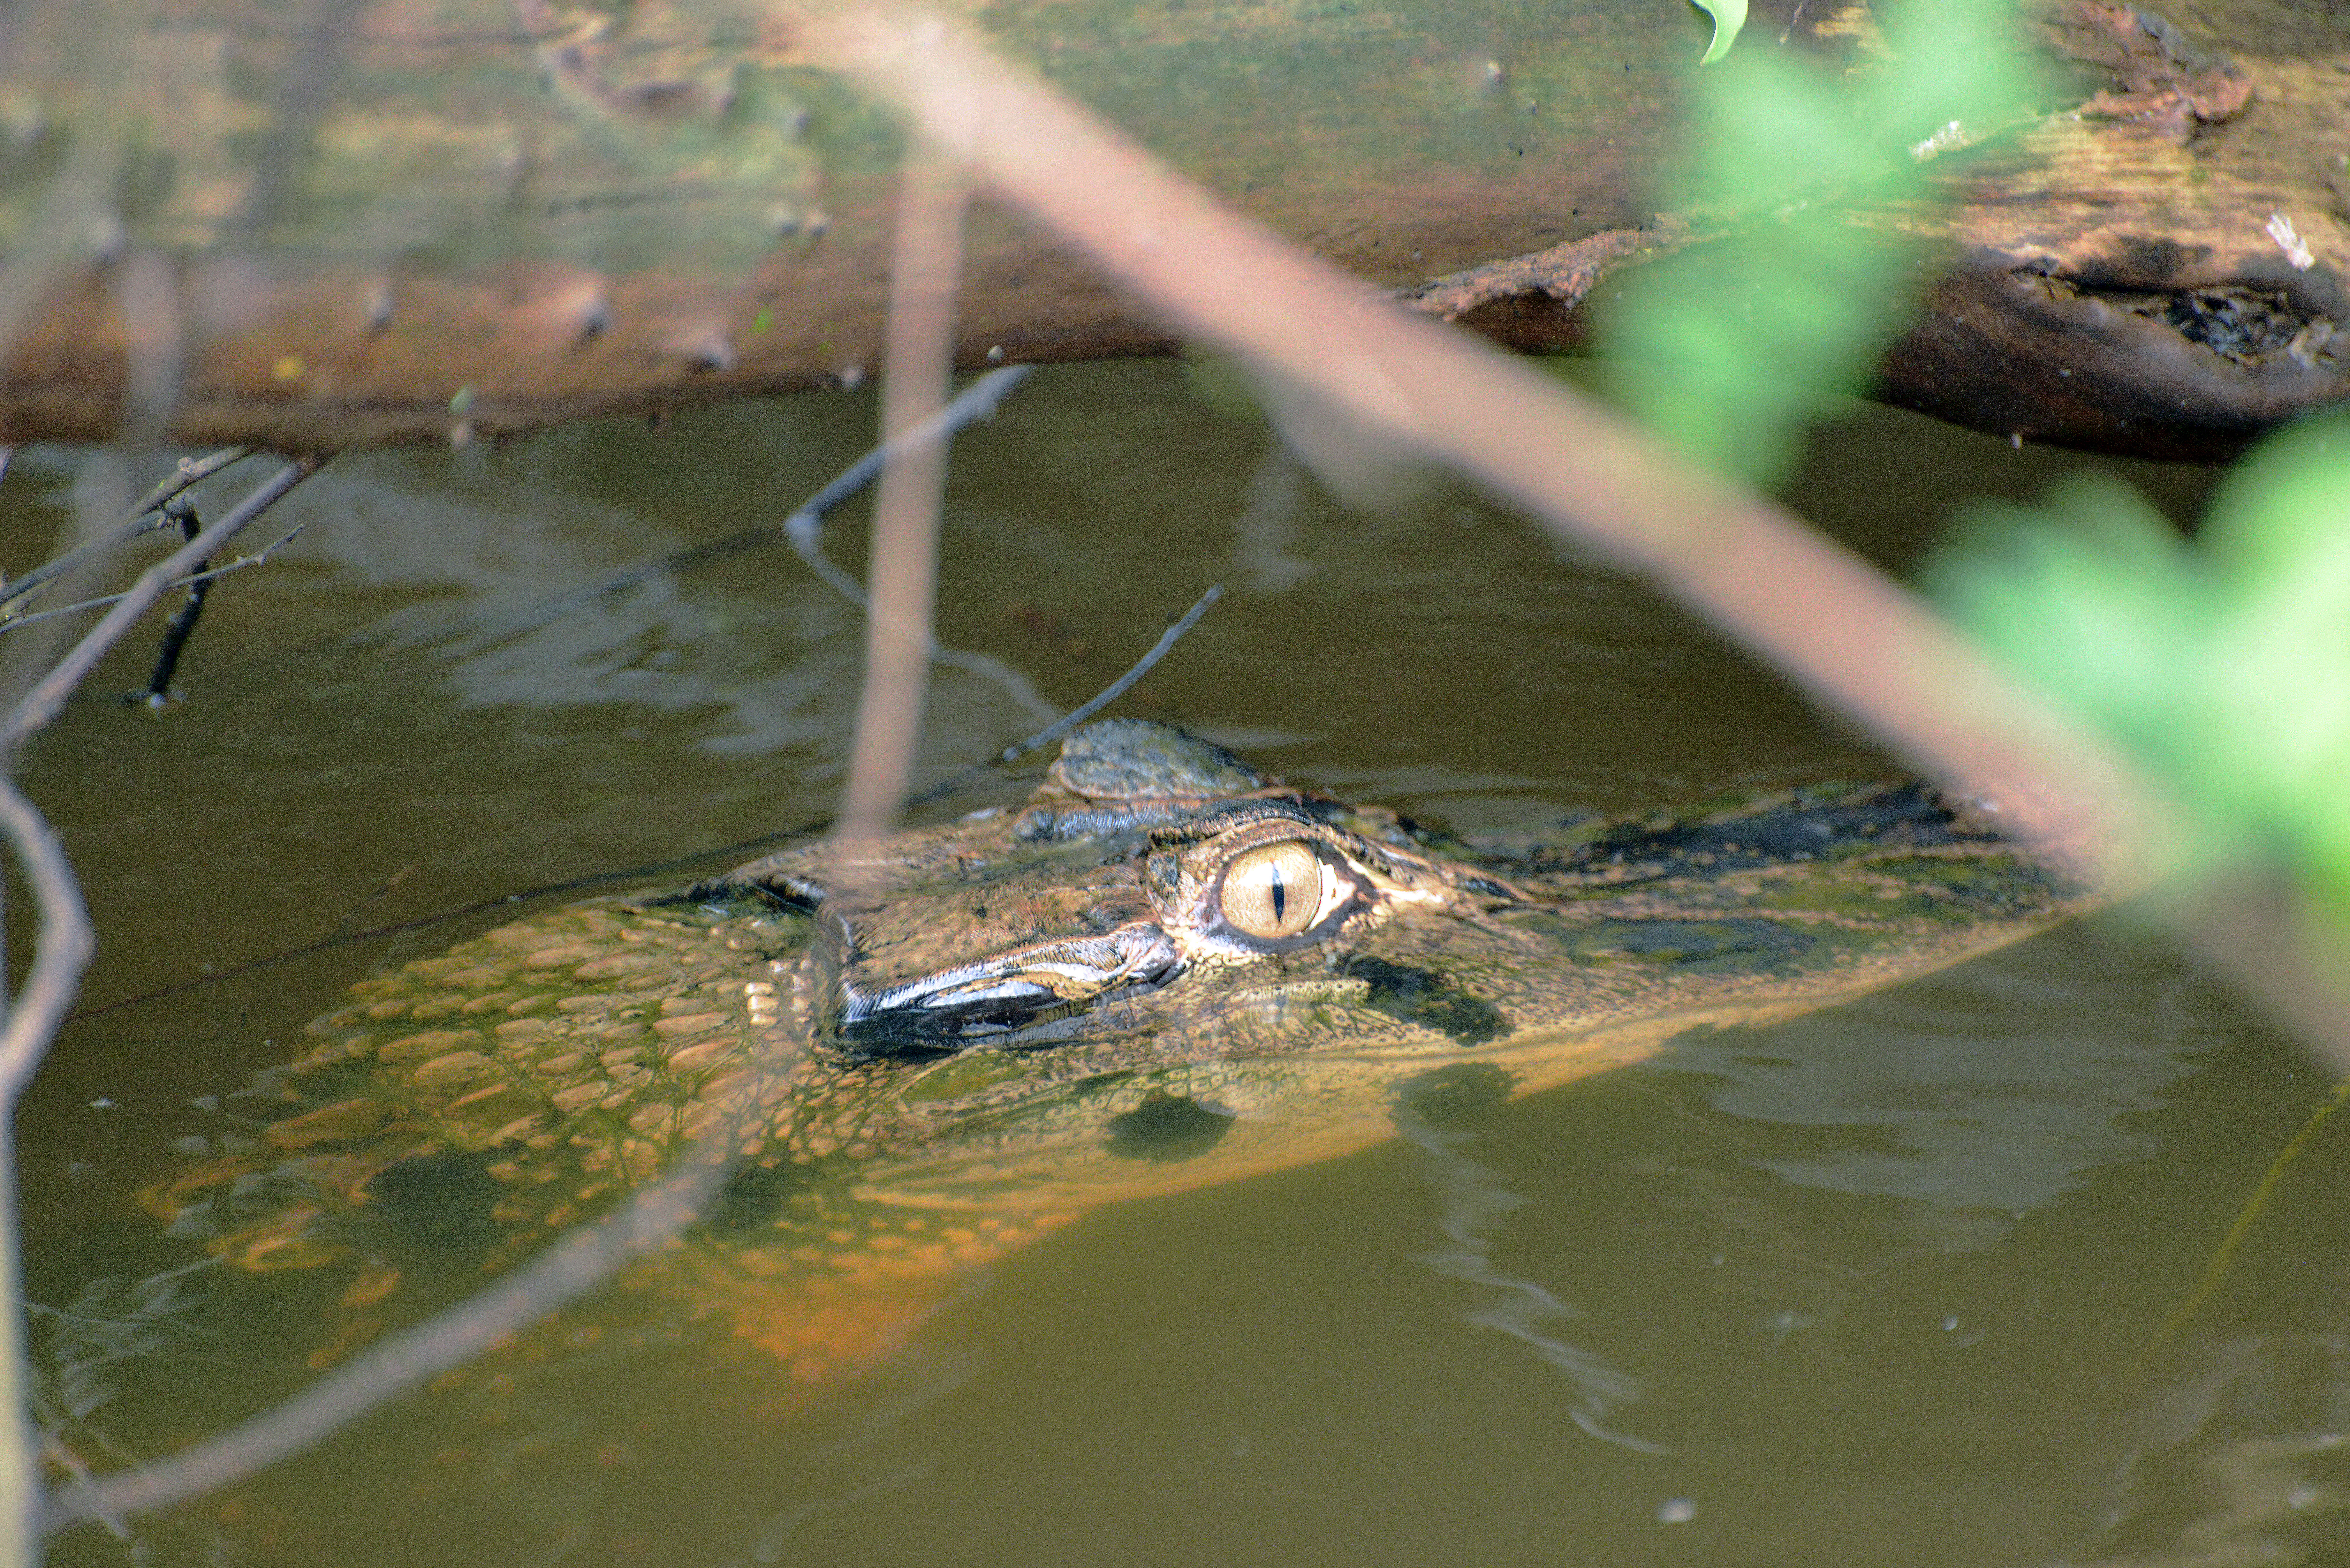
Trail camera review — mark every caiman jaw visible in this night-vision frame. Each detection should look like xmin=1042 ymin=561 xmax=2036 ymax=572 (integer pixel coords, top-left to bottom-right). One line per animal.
xmin=820 ymin=916 xmax=1184 ymax=1057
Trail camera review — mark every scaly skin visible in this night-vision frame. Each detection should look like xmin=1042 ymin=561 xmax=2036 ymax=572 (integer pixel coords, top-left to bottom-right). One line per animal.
xmin=144 ymin=722 xmax=2098 ymax=1383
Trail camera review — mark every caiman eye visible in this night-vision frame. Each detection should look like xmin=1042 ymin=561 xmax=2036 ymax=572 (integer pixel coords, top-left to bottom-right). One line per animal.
xmin=1219 ymin=840 xmax=1337 ymax=940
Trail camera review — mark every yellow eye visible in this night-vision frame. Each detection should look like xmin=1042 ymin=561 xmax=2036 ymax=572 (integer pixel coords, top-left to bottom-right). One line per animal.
xmin=1218 ymin=841 xmax=1326 ymax=940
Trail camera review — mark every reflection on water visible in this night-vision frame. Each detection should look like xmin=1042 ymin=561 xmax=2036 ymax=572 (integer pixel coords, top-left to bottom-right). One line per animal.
xmin=2074 ymin=1337 xmax=2350 ymax=1567
xmin=9 ymin=360 xmax=2350 ymax=1567
xmin=1665 ymin=935 xmax=2225 ymax=1255
xmin=1399 ymin=1110 xmax=1665 ymax=1454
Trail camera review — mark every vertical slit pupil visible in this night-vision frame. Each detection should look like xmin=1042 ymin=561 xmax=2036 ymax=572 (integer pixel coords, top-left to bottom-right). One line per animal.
xmin=1270 ymin=868 xmax=1286 ymax=923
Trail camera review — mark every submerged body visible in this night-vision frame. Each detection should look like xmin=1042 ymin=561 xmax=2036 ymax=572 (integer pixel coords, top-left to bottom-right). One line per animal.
xmin=149 ymin=720 xmax=2093 ymax=1379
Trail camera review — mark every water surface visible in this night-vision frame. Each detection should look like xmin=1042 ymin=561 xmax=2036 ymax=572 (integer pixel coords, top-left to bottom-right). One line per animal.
xmin=12 ymin=362 xmax=2346 ymax=1568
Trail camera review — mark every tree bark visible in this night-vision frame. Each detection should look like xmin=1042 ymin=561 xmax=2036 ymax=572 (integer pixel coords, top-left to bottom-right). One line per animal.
xmin=0 ymin=0 xmax=2339 ymax=457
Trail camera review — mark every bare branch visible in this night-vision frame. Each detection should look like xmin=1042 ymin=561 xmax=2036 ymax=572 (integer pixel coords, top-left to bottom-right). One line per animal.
xmin=995 ymin=584 xmax=1223 ymax=766
xmin=836 ymin=134 xmax=970 ymax=843
xmin=0 ymin=447 xmax=255 ymax=620
xmin=0 ymin=780 xmax=95 ymax=1107
xmin=123 ymin=449 xmax=257 ymax=529
xmin=810 ymin=6 xmax=2176 ymax=892
xmin=782 ymin=364 xmax=1030 ymax=539
xmin=36 ymin=1121 xmax=747 ymax=1535
xmin=777 ymin=365 xmax=1056 ymax=724
xmin=0 ymin=777 xmax=97 ymax=1568
xmin=0 ymin=521 xmax=310 ymax=638
xmin=0 ymin=455 xmax=327 ymax=757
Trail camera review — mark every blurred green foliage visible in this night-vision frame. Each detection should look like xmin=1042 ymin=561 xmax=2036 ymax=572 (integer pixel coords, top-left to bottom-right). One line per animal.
xmin=1603 ymin=0 xmax=2038 ymax=486
xmin=1691 ymin=0 xmax=1748 ymax=64
xmin=1927 ymin=416 xmax=2350 ymax=908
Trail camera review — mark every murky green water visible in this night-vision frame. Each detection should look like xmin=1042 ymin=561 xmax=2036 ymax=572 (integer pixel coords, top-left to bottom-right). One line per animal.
xmin=12 ymin=362 xmax=2348 ymax=1568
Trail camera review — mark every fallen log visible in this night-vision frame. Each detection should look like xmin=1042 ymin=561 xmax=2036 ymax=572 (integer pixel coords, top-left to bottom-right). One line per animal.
xmin=0 ymin=0 xmax=2337 ymax=457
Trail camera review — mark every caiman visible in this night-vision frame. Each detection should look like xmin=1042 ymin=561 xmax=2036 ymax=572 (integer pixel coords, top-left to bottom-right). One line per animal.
xmin=144 ymin=719 xmax=2096 ymax=1383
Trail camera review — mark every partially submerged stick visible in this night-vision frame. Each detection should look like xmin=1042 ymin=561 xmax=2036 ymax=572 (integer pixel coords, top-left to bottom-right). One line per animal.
xmin=0 ymin=454 xmax=326 ymax=755
xmin=0 ymin=447 xmax=251 ymax=621
xmin=0 ymin=453 xmax=319 ymax=1565
xmin=487 ymin=365 xmax=1031 ymax=641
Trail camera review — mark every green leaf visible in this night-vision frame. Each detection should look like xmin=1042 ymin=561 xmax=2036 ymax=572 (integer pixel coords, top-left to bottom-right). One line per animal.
xmin=1924 ymin=413 xmax=2350 ymax=913
xmin=1603 ymin=0 xmax=2038 ymax=484
xmin=1692 ymin=0 xmax=1747 ymax=64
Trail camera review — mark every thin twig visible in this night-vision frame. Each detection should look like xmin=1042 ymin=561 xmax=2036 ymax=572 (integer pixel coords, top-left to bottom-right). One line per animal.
xmin=0 ymin=455 xmax=326 ymax=755
xmin=996 ymin=585 xmax=1222 ymax=765
xmin=836 ymin=134 xmax=971 ymax=844
xmin=892 ymin=579 xmax=1226 ymax=811
xmin=37 ymin=1118 xmax=750 ymax=1534
xmin=812 ymin=7 xmax=2174 ymax=892
xmin=783 ymin=364 xmax=1030 ymax=538
xmin=0 ymin=775 xmax=97 ymax=1568
xmin=0 ymin=448 xmax=252 ymax=619
xmin=2131 ymin=1071 xmax=2350 ymax=1377
xmin=334 ymin=862 xmax=421 ymax=937
xmin=67 ymin=580 xmax=1227 ymax=1025
xmin=786 ymin=503 xmax=1057 ymax=724
xmin=0 ymin=520 xmax=311 ymax=638
xmin=0 ymin=777 xmax=96 ymax=1107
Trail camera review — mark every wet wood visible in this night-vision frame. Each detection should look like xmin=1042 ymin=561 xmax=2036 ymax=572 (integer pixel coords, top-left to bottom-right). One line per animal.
xmin=0 ymin=0 xmax=2339 ymax=457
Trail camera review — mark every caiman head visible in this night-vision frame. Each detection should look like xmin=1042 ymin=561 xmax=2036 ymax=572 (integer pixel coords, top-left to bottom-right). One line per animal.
xmin=692 ymin=717 xmax=2078 ymax=1080
xmin=140 ymin=716 xmax=2089 ymax=1387
xmin=692 ymin=720 xmax=1540 ymax=1066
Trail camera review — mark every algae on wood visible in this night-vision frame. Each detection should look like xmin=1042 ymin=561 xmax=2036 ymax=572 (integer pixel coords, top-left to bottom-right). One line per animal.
xmin=0 ymin=0 xmax=2340 ymax=456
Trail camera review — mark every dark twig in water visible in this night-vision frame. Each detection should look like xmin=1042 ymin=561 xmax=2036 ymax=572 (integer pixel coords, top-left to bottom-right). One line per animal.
xmin=479 ymin=366 xmax=1033 ymax=643
xmin=0 ymin=518 xmax=312 ymax=638
xmin=67 ymin=577 xmax=1225 ymax=1024
xmin=39 ymin=196 xmax=1023 ymax=1540
xmin=995 ymin=584 xmax=1222 ymax=765
xmin=0 ymin=455 xmax=327 ymax=754
xmin=786 ymin=364 xmax=1030 ymax=539
xmin=0 ymin=448 xmax=252 ymax=620
xmin=137 ymin=500 xmax=213 ymax=705
xmin=784 ymin=369 xmax=1056 ymax=723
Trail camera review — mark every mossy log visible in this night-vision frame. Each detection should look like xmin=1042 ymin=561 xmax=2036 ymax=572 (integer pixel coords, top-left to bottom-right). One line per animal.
xmin=0 ymin=0 xmax=2340 ymax=457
